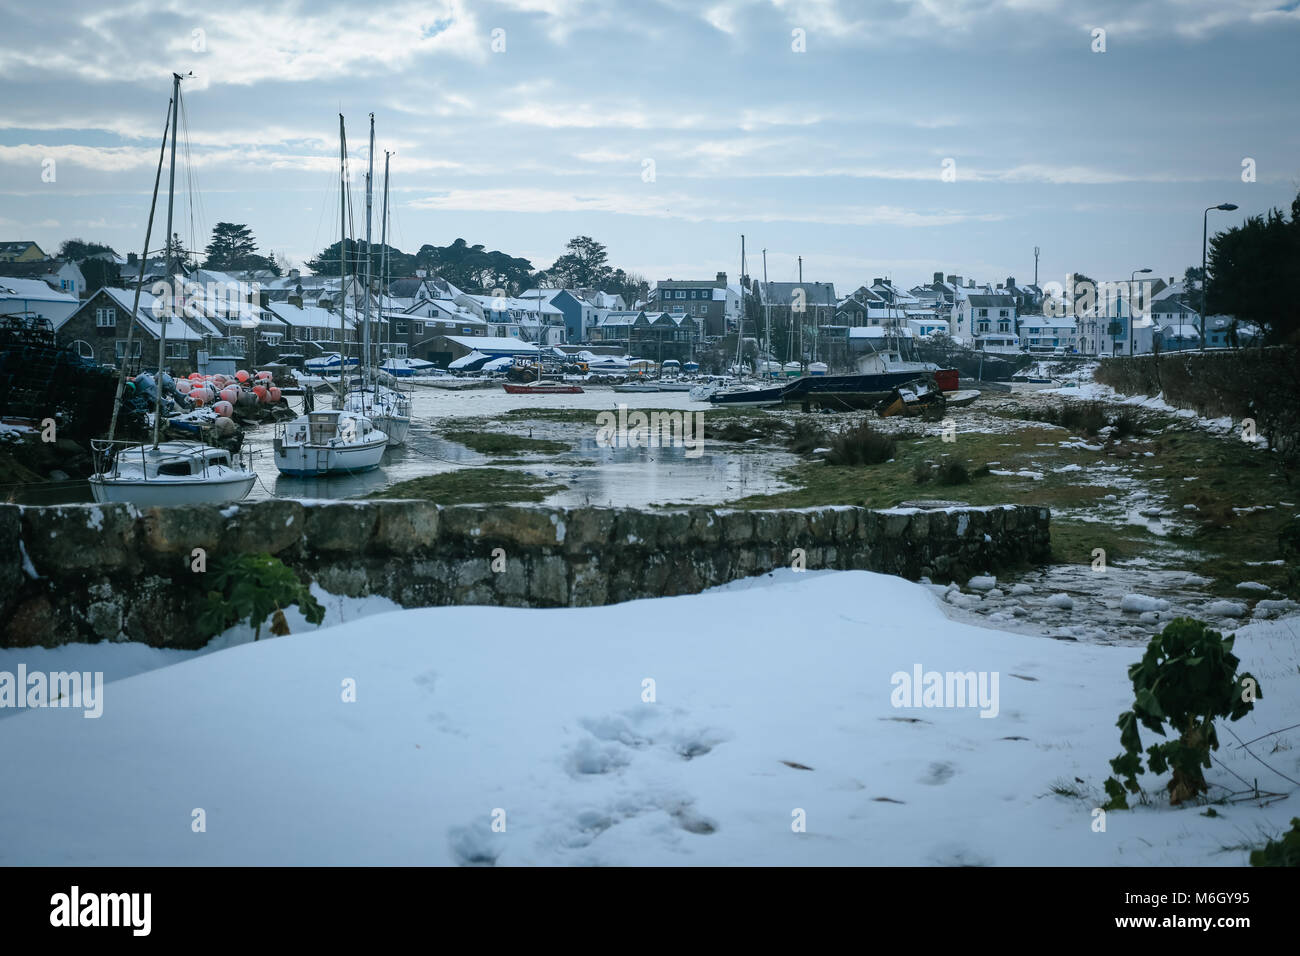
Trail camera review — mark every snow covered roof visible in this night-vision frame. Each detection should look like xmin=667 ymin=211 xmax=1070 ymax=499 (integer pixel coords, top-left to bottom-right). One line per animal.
xmin=266 ymin=301 xmax=357 ymax=329
xmin=441 ymin=335 xmax=540 ymax=353
xmin=91 ymin=287 xmax=206 ymax=341
xmin=0 ymin=276 xmax=77 ymax=303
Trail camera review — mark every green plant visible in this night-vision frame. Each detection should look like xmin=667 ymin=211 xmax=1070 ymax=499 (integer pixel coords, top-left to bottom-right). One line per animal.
xmin=824 ymin=420 xmax=896 ymax=466
xmin=936 ymin=459 xmax=970 ymax=486
xmin=1250 ymin=818 xmax=1300 ymax=866
xmin=1104 ymin=617 xmax=1261 ymax=809
xmin=197 ymin=552 xmax=325 ymax=641
xmin=787 ymin=420 xmax=828 ymax=456
xmin=912 ymin=460 xmax=934 ymax=485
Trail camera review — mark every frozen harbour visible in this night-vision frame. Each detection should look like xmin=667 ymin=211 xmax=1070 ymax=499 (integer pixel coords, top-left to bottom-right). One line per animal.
xmin=1 ymin=569 xmax=1296 ymax=866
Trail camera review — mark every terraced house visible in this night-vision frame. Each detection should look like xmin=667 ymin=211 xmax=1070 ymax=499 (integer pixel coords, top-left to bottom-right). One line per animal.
xmin=649 ymin=273 xmax=738 ymax=338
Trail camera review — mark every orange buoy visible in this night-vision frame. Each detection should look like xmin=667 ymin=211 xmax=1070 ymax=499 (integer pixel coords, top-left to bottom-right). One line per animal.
xmin=235 ymin=369 xmax=249 ymax=383
xmin=268 ymin=385 xmax=282 ymax=402
xmin=252 ymin=384 xmax=269 ymax=402
xmin=220 ymin=385 xmax=239 ymax=403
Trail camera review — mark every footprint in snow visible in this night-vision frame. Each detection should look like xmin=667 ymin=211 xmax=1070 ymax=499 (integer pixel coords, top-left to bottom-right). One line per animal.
xmin=920 ymin=761 xmax=956 ymax=785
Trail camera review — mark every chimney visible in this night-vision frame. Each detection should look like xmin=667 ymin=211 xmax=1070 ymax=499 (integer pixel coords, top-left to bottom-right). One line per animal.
xmin=933 ymin=271 xmax=943 ymax=284
xmin=128 ymin=252 xmax=138 ymax=265
xmin=289 ymin=268 xmax=300 ymax=280
xmin=967 ymin=279 xmax=975 ymax=287
xmin=1006 ymin=276 xmax=1015 ymax=288
xmin=873 ymin=277 xmax=883 ymax=286
xmin=946 ymin=274 xmax=957 ymax=286
xmin=288 ymin=294 xmax=303 ymax=308
xmin=716 ymin=272 xmax=727 ymax=285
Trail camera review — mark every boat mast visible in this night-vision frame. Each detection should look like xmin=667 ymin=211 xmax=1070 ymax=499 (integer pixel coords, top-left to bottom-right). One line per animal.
xmin=362 ymin=113 xmax=375 ymax=387
xmin=379 ymin=148 xmax=390 ymax=371
xmin=733 ymin=234 xmax=745 ymax=376
xmin=106 ymin=90 xmax=172 ymax=445
xmin=336 ymin=113 xmax=346 ymax=405
xmin=762 ymin=248 xmax=769 ymax=378
xmin=152 ymin=72 xmax=182 ymax=450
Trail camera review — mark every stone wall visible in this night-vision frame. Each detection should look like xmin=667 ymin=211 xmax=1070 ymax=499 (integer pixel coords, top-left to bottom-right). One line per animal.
xmin=1 ymin=499 xmax=1051 ymax=649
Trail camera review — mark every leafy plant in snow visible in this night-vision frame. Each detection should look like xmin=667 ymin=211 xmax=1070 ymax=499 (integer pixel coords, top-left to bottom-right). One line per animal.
xmin=1250 ymin=818 xmax=1300 ymax=866
xmin=197 ymin=552 xmax=324 ymax=641
xmin=1103 ymin=617 xmax=1260 ymax=809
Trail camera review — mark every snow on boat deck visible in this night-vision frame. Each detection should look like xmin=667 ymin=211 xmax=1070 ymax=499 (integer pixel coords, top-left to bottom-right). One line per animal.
xmin=0 ymin=569 xmax=1295 ymax=866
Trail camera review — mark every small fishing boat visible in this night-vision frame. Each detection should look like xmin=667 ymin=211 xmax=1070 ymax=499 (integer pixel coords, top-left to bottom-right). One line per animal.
xmin=89 ymin=440 xmax=255 ymax=505
xmin=612 ymin=381 xmax=661 ymax=393
xmin=273 ymin=409 xmax=388 ymax=476
xmin=707 ymin=382 xmax=786 ymax=406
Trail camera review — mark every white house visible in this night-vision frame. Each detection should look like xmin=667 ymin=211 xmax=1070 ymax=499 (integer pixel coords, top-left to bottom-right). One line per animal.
xmin=1017 ymin=316 xmax=1078 ymax=352
xmin=0 ymin=276 xmax=80 ymax=325
xmin=954 ymin=294 xmax=1018 ymax=350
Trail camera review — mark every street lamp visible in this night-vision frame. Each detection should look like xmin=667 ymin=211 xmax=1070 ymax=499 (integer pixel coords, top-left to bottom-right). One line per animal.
xmin=1129 ymin=268 xmax=1151 ymax=355
xmin=1201 ymin=203 xmax=1238 ymax=350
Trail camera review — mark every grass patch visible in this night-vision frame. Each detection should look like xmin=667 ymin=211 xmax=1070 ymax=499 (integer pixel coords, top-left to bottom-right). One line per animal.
xmin=823 ymin=420 xmax=897 ymax=466
xmin=367 ymin=467 xmax=564 ymax=505
xmin=442 ymin=430 xmax=569 ymax=456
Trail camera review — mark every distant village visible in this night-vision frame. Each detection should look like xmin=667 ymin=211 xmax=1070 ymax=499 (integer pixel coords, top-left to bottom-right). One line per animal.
xmin=0 ymin=237 xmax=1253 ymax=377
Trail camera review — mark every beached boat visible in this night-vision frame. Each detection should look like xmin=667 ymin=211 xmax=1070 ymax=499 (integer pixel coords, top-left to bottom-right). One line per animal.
xmin=502 ymin=381 xmax=585 ymax=395
xmin=89 ymin=440 xmax=255 ymax=505
xmin=273 ymin=409 xmax=388 ymax=476
xmin=612 ymin=381 xmax=661 ymax=393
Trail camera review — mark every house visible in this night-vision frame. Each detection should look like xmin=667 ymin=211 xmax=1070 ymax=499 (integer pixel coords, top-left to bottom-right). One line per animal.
xmin=455 ymin=293 xmax=566 ymax=345
xmin=0 ymin=259 xmax=87 ymax=298
xmin=0 ymin=241 xmax=48 ymax=263
xmin=389 ymin=303 xmax=486 ymax=364
xmin=636 ymin=312 xmax=701 ymax=363
xmin=1155 ymin=323 xmax=1201 ymax=352
xmin=757 ymin=281 xmax=838 ymax=352
xmin=264 ymin=301 xmax=358 ymax=359
xmin=520 ymin=288 xmax=595 ymax=343
xmin=54 ymin=286 xmax=206 ymax=372
xmin=588 ymin=310 xmax=646 ymax=347
xmin=954 ymin=294 xmax=1018 ymax=349
xmin=0 ymin=276 xmax=80 ymax=325
xmin=649 ymin=273 xmax=735 ymax=338
xmin=1017 ymin=316 xmax=1078 ymax=352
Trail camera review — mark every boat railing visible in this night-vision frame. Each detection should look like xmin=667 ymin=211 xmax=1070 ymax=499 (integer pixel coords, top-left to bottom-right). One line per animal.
xmin=89 ymin=437 xmax=250 ymax=482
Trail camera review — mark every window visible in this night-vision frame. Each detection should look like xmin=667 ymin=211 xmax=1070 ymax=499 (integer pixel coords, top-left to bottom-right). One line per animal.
xmin=979 ymin=309 xmax=988 ymax=317
xmin=166 ymin=342 xmax=188 ymax=359
xmin=676 ymin=291 xmax=686 ymax=299
xmin=395 ymin=322 xmax=408 ymax=335
xmin=115 ymin=339 xmax=143 ymax=358
xmin=96 ymin=308 xmax=116 ymax=328
xmin=461 ymin=327 xmax=473 ymax=335
xmin=1000 ymin=310 xmax=1009 ymax=318
xmin=412 ymin=322 xmax=423 ymax=334
xmin=71 ymin=340 xmax=93 ymax=359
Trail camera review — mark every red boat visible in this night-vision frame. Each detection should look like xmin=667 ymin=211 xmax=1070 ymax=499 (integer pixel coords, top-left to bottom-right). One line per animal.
xmin=502 ymin=382 xmax=585 ymax=394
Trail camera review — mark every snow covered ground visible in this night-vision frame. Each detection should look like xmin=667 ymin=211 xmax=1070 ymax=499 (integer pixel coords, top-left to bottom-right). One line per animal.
xmin=0 ymin=570 xmax=1296 ymax=866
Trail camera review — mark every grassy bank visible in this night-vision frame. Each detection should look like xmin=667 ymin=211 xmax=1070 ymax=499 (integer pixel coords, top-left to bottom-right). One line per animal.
xmin=367 ymin=467 xmax=565 ymax=505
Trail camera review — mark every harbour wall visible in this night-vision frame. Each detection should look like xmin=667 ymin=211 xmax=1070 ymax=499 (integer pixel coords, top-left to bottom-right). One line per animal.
xmin=1 ymin=499 xmax=1051 ymax=649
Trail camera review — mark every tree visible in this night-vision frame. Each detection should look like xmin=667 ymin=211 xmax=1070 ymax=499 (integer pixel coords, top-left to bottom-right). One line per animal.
xmin=203 ymin=222 xmax=280 ymax=275
xmin=80 ymin=257 xmax=122 ymax=296
xmin=57 ymin=238 xmax=116 ymax=261
xmin=549 ymin=236 xmax=610 ymax=288
xmin=1207 ymin=192 xmax=1300 ymax=344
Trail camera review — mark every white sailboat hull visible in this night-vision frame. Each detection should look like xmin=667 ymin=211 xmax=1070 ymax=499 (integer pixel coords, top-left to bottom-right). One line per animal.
xmin=371 ymin=414 xmax=410 ymax=446
xmin=273 ymin=438 xmax=387 ymax=476
xmin=88 ymin=472 xmax=255 ymax=506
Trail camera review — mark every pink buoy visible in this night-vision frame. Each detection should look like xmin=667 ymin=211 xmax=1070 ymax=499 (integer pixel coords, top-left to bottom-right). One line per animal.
xmin=268 ymin=385 xmax=282 ymax=402
xmin=213 ymin=400 xmax=233 ymax=418
xmin=252 ymin=384 xmax=269 ymax=403
xmin=192 ymin=390 xmax=208 ymax=407
xmin=188 ymin=372 xmax=203 ymax=381
xmin=255 ymin=370 xmax=273 ymax=382
xmin=220 ymin=385 xmax=239 ymax=403
xmin=235 ymin=369 xmax=250 ymax=383
xmin=175 ymin=379 xmax=192 ymax=393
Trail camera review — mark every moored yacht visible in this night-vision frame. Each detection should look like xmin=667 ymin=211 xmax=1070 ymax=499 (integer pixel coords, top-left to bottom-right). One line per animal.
xmin=273 ymin=409 xmax=388 ymax=476
xmin=89 ymin=440 xmax=256 ymax=506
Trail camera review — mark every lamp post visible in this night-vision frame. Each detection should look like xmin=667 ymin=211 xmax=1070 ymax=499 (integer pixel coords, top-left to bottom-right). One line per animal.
xmin=1201 ymin=203 xmax=1238 ymax=350
xmin=1129 ymin=267 xmax=1151 ymax=355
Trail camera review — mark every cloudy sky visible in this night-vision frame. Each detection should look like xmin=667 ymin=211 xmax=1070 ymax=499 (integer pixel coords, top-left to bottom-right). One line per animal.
xmin=1 ymin=0 xmax=1297 ymax=292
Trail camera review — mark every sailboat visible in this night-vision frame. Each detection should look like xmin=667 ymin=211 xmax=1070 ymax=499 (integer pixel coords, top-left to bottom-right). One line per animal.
xmin=90 ymin=73 xmax=256 ymax=506
xmin=274 ymin=113 xmax=388 ymax=477
xmin=342 ymin=128 xmax=412 ymax=445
